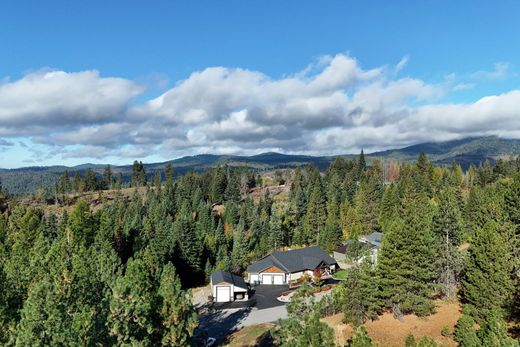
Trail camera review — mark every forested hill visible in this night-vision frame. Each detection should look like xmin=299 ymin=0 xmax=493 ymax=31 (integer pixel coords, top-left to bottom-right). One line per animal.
xmin=2 ymin=136 xmax=520 ymax=195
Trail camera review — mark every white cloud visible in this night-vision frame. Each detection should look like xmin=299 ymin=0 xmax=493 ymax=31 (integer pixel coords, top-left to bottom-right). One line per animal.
xmin=0 ymin=70 xmax=143 ymax=130
xmin=1 ymin=54 xmax=520 ymax=163
xmin=471 ymin=62 xmax=511 ymax=80
xmin=395 ymin=55 xmax=410 ymax=73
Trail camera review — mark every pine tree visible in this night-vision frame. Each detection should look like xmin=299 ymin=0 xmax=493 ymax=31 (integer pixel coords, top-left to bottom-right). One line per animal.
xmin=174 ymin=201 xmax=202 ymax=276
xmin=347 ymin=325 xmax=373 ymax=347
xmin=454 ymin=315 xmax=481 ymax=347
xmin=477 ymin=310 xmax=518 ymax=347
xmin=231 ymin=218 xmax=249 ymax=272
xmin=274 ymin=285 xmax=334 ymax=347
xmin=108 ymin=256 xmax=160 ymax=345
xmin=461 ymin=221 xmax=515 ymax=319
xmin=432 ymin=185 xmax=464 ymax=298
xmin=303 ymin=177 xmax=326 ymax=245
xmin=103 ymin=165 xmax=113 ymax=190
xmin=158 ymin=263 xmax=197 ymax=346
xmin=357 ymin=149 xmax=366 ymax=181
xmin=335 ymin=260 xmax=382 ymax=326
xmin=378 ymin=183 xmax=399 ymax=232
xmin=378 ymin=191 xmax=436 ymax=317
xmin=131 ymin=160 xmax=147 ymax=187
xmin=211 ymin=166 xmax=228 ymax=203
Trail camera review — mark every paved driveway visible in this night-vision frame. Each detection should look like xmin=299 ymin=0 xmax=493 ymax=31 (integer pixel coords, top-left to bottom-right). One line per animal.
xmin=251 ymin=284 xmax=292 ymax=310
xmin=196 ymin=284 xmax=292 ymax=344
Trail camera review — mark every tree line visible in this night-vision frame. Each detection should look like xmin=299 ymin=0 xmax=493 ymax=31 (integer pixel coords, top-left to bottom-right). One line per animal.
xmin=0 ymin=153 xmax=518 ymax=345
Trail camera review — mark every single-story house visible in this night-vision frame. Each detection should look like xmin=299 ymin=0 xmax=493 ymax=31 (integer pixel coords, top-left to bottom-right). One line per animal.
xmin=333 ymin=231 xmax=382 ymax=264
xmin=210 ymin=270 xmax=249 ymax=303
xmin=246 ymin=246 xmax=338 ymax=285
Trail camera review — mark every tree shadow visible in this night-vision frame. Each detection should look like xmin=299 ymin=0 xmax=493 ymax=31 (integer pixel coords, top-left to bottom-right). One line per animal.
xmin=195 ymin=307 xmax=253 ymax=345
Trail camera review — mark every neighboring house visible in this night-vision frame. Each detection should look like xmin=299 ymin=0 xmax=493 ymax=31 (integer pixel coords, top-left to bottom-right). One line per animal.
xmin=333 ymin=231 xmax=382 ymax=265
xmin=246 ymin=246 xmax=338 ymax=285
xmin=210 ymin=270 xmax=249 ymax=303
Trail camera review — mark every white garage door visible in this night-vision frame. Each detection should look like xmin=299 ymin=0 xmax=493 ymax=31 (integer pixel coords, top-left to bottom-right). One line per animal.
xmin=215 ymin=286 xmax=231 ymax=302
xmin=273 ymin=275 xmax=284 ymax=285
xmin=250 ymin=274 xmax=259 ymax=284
xmin=262 ymin=274 xmax=272 ymax=285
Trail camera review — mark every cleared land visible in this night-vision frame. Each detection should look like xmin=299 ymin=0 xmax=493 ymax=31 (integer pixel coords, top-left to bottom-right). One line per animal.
xmin=322 ymin=300 xmax=461 ymax=346
xmin=224 ymin=323 xmax=274 ymax=347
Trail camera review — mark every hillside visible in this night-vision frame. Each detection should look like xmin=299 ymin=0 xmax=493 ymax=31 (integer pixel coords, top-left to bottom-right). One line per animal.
xmin=2 ymin=136 xmax=520 ymax=195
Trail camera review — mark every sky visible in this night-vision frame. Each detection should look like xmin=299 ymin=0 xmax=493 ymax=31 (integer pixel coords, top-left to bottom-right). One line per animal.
xmin=1 ymin=1 xmax=520 ymax=168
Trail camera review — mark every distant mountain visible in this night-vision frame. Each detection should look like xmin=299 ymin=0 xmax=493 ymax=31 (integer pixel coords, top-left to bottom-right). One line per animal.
xmin=370 ymin=136 xmax=520 ymax=166
xmin=2 ymin=136 xmax=520 ymax=195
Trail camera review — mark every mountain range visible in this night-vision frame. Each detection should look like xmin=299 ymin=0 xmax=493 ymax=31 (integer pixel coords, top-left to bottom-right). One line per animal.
xmin=2 ymin=136 xmax=520 ymax=195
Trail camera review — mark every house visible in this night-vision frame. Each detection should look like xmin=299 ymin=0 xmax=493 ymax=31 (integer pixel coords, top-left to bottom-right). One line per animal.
xmin=246 ymin=246 xmax=338 ymax=285
xmin=333 ymin=231 xmax=382 ymax=265
xmin=210 ymin=270 xmax=249 ymax=303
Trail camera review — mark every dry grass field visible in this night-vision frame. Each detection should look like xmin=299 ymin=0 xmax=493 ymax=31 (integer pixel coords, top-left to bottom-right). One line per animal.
xmin=322 ymin=300 xmax=461 ymax=346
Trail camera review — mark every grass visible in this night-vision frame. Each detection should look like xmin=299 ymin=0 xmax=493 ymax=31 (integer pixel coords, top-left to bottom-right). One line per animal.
xmin=333 ymin=269 xmax=348 ymax=280
xmin=322 ymin=300 xmax=461 ymax=347
xmin=224 ymin=323 xmax=274 ymax=347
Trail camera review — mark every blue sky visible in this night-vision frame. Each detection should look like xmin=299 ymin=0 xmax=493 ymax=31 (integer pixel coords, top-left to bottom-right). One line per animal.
xmin=1 ymin=1 xmax=520 ymax=168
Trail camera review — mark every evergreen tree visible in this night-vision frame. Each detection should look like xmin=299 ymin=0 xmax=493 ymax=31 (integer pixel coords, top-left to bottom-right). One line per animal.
xmin=108 ymin=256 xmax=160 ymax=345
xmin=274 ymin=285 xmax=334 ymax=347
xmin=84 ymin=168 xmax=98 ymax=192
xmin=378 ymin=192 xmax=436 ymax=317
xmin=432 ymin=185 xmax=464 ymax=298
xmin=477 ymin=310 xmax=518 ymax=347
xmin=103 ymin=165 xmax=113 ymax=190
xmin=335 ymin=260 xmax=382 ymax=326
xmin=357 ymin=149 xmax=366 ymax=181
xmin=211 ymin=166 xmax=228 ymax=203
xmin=454 ymin=315 xmax=481 ymax=347
xmin=303 ymin=176 xmax=326 ymax=245
xmin=174 ymin=202 xmax=203 ymax=277
xmin=461 ymin=221 xmax=515 ymax=319
xmin=157 ymin=263 xmax=197 ymax=346
xmin=131 ymin=160 xmax=147 ymax=187
xmin=231 ymin=218 xmax=249 ymax=272
xmin=346 ymin=325 xmax=373 ymax=347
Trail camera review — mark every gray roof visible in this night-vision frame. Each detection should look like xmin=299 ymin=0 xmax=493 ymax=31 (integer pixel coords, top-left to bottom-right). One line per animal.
xmin=334 ymin=239 xmax=374 ymax=255
xmin=359 ymin=231 xmax=382 ymax=247
xmin=247 ymin=246 xmax=338 ymax=273
xmin=211 ymin=271 xmax=248 ymax=290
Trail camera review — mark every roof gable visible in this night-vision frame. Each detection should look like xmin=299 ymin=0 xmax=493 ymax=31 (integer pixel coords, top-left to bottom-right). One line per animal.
xmin=211 ymin=271 xmax=248 ymax=290
xmin=248 ymin=246 xmax=337 ymax=274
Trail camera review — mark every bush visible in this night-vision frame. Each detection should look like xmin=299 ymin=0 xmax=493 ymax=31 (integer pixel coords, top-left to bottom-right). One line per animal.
xmin=441 ymin=325 xmax=450 ymax=337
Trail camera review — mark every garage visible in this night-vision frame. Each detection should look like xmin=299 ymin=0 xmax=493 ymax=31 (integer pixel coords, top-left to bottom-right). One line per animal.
xmin=261 ymin=274 xmax=272 ymax=284
xmin=211 ymin=270 xmax=249 ymax=303
xmin=261 ymin=274 xmax=285 ymax=285
xmin=215 ymin=286 xmax=231 ymax=302
xmin=273 ymin=274 xmax=284 ymax=285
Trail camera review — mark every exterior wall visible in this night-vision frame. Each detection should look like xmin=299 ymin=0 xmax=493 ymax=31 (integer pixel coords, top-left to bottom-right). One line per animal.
xmin=248 ymin=273 xmax=259 ymax=284
xmin=289 ymin=271 xmax=304 ymax=281
xmin=333 ymin=252 xmax=346 ymax=261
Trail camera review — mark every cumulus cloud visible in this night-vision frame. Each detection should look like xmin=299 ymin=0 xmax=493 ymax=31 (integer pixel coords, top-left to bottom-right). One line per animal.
xmin=0 ymin=69 xmax=143 ymax=133
xmin=1 ymin=54 xmax=520 ymax=162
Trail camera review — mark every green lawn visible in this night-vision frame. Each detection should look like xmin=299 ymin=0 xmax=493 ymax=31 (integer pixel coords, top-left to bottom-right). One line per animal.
xmin=333 ymin=269 xmax=348 ymax=280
